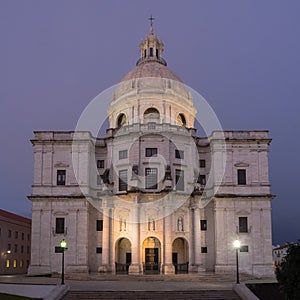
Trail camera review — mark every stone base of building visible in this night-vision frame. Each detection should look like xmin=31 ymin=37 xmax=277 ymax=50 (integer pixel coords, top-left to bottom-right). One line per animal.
xmin=215 ymin=264 xmax=275 ymax=278
xmin=189 ymin=264 xmax=206 ymax=273
xmin=67 ymin=265 xmax=89 ymax=273
xmin=27 ymin=264 xmax=51 ymax=276
xmin=162 ymin=263 xmax=175 ymax=274
xmin=128 ymin=264 xmax=143 ymax=275
xmin=98 ymin=264 xmax=113 ymax=273
xmin=252 ymin=264 xmax=275 ymax=278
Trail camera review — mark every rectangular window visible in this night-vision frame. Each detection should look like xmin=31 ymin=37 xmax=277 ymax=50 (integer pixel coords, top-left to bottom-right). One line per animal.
xmin=97 ymin=159 xmax=104 ymax=168
xmin=200 ymin=220 xmax=207 ymax=231
xmin=199 ymin=159 xmax=206 ymax=168
xmin=27 ymin=234 xmax=30 ymax=241
xmin=8 ymin=229 xmax=11 ymax=238
xmin=97 ymin=175 xmax=103 ymax=185
xmin=55 ymin=217 xmax=65 ymax=234
xmin=240 ymin=245 xmax=249 ymax=252
xmin=119 ymin=150 xmax=128 ymax=160
xmin=145 ymin=168 xmax=158 ymax=189
xmin=13 ymin=259 xmax=17 ymax=268
xmin=119 ymin=169 xmax=128 ymax=191
xmin=199 ymin=175 xmax=206 ymax=185
xmin=27 ymin=246 xmax=30 ymax=254
xmin=96 ymin=247 xmax=103 ymax=254
xmin=6 ymin=260 xmax=10 ymax=268
xmin=145 ymin=148 xmax=157 ymax=157
xmin=15 ymin=231 xmax=18 ymax=239
xmin=96 ymin=220 xmax=103 ymax=231
xmin=57 ymin=170 xmax=66 ymax=185
xmin=8 ymin=244 xmax=11 ymax=251
xmin=14 ymin=244 xmax=17 ymax=253
xmin=175 ymin=149 xmax=184 ymax=159
xmin=239 ymin=217 xmax=248 ymax=233
xmin=20 ymin=259 xmax=23 ymax=268
xmin=201 ymin=247 xmax=208 ymax=253
xmin=21 ymin=232 xmax=24 ymax=240
xmin=237 ymin=169 xmax=246 ymax=185
xmin=175 ymin=169 xmax=184 ymax=191
xmin=21 ymin=245 xmax=24 ymax=253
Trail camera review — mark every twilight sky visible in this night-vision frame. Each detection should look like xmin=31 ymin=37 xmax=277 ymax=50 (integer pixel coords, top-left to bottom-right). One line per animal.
xmin=1 ymin=0 xmax=299 ymax=245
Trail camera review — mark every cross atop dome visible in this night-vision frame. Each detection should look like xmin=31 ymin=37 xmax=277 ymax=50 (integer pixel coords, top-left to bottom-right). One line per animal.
xmin=136 ymin=16 xmax=166 ymax=66
xmin=148 ymin=15 xmax=155 ymax=34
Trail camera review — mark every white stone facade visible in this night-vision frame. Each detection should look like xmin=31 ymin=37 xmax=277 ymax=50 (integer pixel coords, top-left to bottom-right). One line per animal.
xmin=28 ymin=25 xmax=274 ymax=277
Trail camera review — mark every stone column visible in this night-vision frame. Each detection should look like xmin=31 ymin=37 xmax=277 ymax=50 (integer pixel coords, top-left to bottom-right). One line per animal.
xmin=162 ymin=212 xmax=175 ymax=274
xmin=129 ymin=201 xmax=142 ymax=274
xmin=194 ymin=207 xmax=204 ymax=272
xmin=189 ymin=208 xmax=196 ymax=271
xmin=99 ymin=206 xmax=112 ymax=272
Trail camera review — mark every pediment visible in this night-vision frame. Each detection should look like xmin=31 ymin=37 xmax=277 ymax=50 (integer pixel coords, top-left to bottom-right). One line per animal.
xmin=54 ymin=162 xmax=69 ymax=168
xmin=234 ymin=162 xmax=249 ymax=167
xmin=236 ymin=209 xmax=250 ymax=215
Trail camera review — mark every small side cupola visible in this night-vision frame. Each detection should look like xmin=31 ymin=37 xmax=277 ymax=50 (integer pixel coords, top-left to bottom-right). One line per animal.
xmin=136 ymin=16 xmax=167 ymax=66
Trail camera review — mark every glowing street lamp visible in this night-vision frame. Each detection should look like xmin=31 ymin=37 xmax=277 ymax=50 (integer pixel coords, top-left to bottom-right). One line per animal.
xmin=60 ymin=239 xmax=68 ymax=285
xmin=233 ymin=240 xmax=241 ymax=284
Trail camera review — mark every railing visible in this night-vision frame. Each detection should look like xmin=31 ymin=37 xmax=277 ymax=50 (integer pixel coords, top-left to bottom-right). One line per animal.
xmin=136 ymin=56 xmax=167 ymax=66
xmin=144 ymin=262 xmax=160 ymax=274
xmin=174 ymin=263 xmax=189 ymax=274
xmin=115 ymin=263 xmax=130 ymax=274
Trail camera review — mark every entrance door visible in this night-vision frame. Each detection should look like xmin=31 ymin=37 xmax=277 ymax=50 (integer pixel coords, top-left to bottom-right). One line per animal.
xmin=126 ymin=252 xmax=131 ymax=272
xmin=172 ymin=252 xmax=178 ymax=273
xmin=145 ymin=248 xmax=159 ymax=274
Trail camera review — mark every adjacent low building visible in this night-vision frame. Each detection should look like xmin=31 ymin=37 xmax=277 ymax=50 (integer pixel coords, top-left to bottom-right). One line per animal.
xmin=0 ymin=209 xmax=31 ymax=274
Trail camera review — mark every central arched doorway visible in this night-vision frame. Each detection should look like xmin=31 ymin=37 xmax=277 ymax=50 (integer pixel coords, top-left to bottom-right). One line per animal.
xmin=142 ymin=237 xmax=161 ymax=274
xmin=172 ymin=238 xmax=189 ymax=274
xmin=115 ymin=238 xmax=131 ymax=274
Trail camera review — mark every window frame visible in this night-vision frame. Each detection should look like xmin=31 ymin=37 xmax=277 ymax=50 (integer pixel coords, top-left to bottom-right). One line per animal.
xmin=175 ymin=149 xmax=184 ymax=159
xmin=55 ymin=217 xmax=65 ymax=234
xmin=96 ymin=220 xmax=103 ymax=231
xmin=240 ymin=245 xmax=249 ymax=252
xmin=200 ymin=220 xmax=207 ymax=231
xmin=199 ymin=159 xmax=206 ymax=168
xmin=145 ymin=148 xmax=157 ymax=157
xmin=145 ymin=168 xmax=158 ymax=189
xmin=175 ymin=169 xmax=184 ymax=191
xmin=201 ymin=247 xmax=208 ymax=253
xmin=97 ymin=160 xmax=104 ymax=168
xmin=239 ymin=217 xmax=248 ymax=233
xmin=119 ymin=150 xmax=128 ymax=160
xmin=57 ymin=170 xmax=66 ymax=186
xmin=237 ymin=169 xmax=246 ymax=185
xmin=119 ymin=169 xmax=128 ymax=192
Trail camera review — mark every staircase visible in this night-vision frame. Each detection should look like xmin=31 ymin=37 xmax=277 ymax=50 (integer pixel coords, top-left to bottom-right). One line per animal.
xmin=62 ymin=290 xmax=241 ymax=299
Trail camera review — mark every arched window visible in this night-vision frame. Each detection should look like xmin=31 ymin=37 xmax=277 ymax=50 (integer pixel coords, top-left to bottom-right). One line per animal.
xmin=117 ymin=113 xmax=127 ymax=127
xmin=177 ymin=113 xmax=186 ymax=126
xmin=144 ymin=108 xmax=160 ymax=119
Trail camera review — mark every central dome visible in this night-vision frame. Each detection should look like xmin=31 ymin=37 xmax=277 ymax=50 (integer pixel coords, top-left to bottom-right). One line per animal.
xmin=122 ymin=60 xmax=183 ymax=83
xmin=108 ymin=21 xmax=196 ymax=130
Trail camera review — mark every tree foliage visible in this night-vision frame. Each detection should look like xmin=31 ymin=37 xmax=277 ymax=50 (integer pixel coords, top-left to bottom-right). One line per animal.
xmin=275 ymin=241 xmax=300 ymax=300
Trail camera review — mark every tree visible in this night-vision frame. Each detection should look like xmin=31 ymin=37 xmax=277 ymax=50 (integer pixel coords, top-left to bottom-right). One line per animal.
xmin=276 ymin=241 xmax=300 ymax=300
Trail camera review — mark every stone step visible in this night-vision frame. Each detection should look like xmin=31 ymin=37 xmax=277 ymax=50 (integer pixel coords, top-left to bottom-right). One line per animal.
xmin=62 ymin=290 xmax=241 ymax=300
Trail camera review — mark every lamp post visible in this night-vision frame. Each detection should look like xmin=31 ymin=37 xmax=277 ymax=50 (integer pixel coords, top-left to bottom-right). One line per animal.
xmin=60 ymin=239 xmax=67 ymax=285
xmin=233 ymin=240 xmax=241 ymax=284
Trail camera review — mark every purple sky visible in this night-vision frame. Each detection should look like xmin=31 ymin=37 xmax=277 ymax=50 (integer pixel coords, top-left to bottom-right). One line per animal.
xmin=1 ymin=0 xmax=299 ymax=245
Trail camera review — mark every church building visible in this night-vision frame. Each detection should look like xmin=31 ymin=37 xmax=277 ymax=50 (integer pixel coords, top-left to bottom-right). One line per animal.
xmin=28 ymin=22 xmax=274 ymax=277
